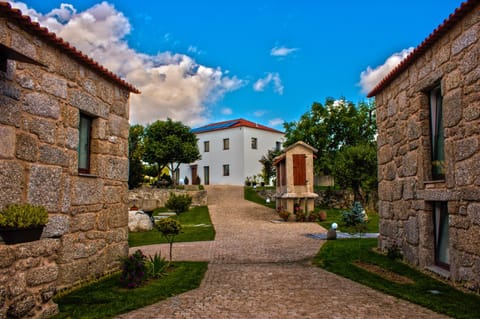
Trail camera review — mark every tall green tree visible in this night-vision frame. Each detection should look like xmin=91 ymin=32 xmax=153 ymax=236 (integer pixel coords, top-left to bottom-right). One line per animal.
xmin=143 ymin=119 xmax=201 ymax=183
xmin=331 ymin=143 xmax=377 ymax=203
xmin=128 ymin=124 xmax=145 ymax=189
xmin=284 ymin=98 xmax=377 ymax=205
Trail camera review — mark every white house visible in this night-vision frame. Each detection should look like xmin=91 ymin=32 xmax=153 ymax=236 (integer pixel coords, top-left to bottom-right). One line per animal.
xmin=178 ymin=119 xmax=285 ymax=186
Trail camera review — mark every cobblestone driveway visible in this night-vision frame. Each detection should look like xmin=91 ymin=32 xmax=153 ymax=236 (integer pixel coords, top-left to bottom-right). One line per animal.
xmin=118 ymin=186 xmax=448 ymax=319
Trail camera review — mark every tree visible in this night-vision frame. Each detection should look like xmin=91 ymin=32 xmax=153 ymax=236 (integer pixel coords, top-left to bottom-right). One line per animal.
xmin=143 ymin=119 xmax=201 ymax=183
xmin=283 ymin=98 xmax=376 ymax=175
xmin=155 ymin=218 xmax=182 ymax=262
xmin=128 ymin=124 xmax=145 ymax=189
xmin=259 ymin=148 xmax=282 ymax=185
xmin=331 ymin=143 xmax=377 ymax=203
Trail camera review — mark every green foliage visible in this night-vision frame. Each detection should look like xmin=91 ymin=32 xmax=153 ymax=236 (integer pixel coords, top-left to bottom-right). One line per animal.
xmin=331 ymin=142 xmax=377 ymax=203
xmin=155 ymin=218 xmax=182 ymax=261
xmin=318 ymin=207 xmax=379 ymax=234
xmin=0 ymin=203 xmax=48 ymax=228
xmin=119 ymin=250 xmax=148 ymax=289
xmin=53 ymin=262 xmax=208 ymax=319
xmin=341 ymin=201 xmax=366 ymax=227
xmin=165 ymin=193 xmax=192 ymax=214
xmin=244 ymin=187 xmax=276 ymax=209
xmin=128 ymin=124 xmax=145 ymax=189
xmin=143 ymin=119 xmax=201 ymax=182
xmin=387 ymin=244 xmax=403 ymax=260
xmin=259 ymin=148 xmax=282 ymax=185
xmin=129 ymin=206 xmax=215 ymax=247
xmin=146 ymin=252 xmax=168 ymax=278
xmin=314 ymin=239 xmax=480 ymax=319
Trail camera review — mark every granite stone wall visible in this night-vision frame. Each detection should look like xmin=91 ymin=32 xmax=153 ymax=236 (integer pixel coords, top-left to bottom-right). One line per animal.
xmin=0 ymin=14 xmax=131 ymax=318
xmin=375 ymin=5 xmax=479 ymax=291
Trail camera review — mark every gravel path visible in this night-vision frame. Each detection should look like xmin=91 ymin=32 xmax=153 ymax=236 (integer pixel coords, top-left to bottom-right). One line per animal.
xmin=117 ymin=185 xmax=448 ymax=319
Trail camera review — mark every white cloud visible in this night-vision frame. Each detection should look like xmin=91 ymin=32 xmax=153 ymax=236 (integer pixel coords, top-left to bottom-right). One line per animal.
xmin=359 ymin=47 xmax=414 ymax=94
xmin=268 ymin=118 xmax=284 ymax=127
xmin=253 ymin=72 xmax=284 ymax=95
xmin=221 ymin=107 xmax=233 ymax=115
xmin=9 ymin=1 xmax=244 ymax=126
xmin=253 ymin=110 xmax=267 ymax=117
xmin=270 ymin=46 xmax=297 ymax=57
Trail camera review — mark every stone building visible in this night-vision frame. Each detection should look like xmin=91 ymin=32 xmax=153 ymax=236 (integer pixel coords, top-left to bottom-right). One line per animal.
xmin=274 ymin=141 xmax=318 ymax=215
xmin=0 ymin=2 xmax=139 ymax=318
xmin=368 ymin=0 xmax=479 ymax=291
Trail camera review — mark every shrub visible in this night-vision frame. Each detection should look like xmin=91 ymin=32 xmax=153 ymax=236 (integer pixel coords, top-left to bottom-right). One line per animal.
xmin=155 ymin=218 xmax=182 ymax=261
xmin=119 ymin=250 xmax=148 ymax=288
xmin=146 ymin=252 xmax=168 ymax=278
xmin=387 ymin=244 xmax=403 ymax=260
xmin=0 ymin=203 xmax=48 ymax=228
xmin=277 ymin=209 xmax=290 ymax=221
xmin=342 ymin=201 xmax=366 ymax=227
xmin=165 ymin=193 xmax=192 ymax=214
xmin=307 ymin=211 xmax=319 ymax=222
xmin=184 ymin=176 xmax=189 ymax=185
xmin=295 ymin=209 xmax=306 ymax=222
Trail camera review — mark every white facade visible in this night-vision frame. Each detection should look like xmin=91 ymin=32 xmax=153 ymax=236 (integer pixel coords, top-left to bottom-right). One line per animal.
xmin=179 ymin=122 xmax=284 ymax=186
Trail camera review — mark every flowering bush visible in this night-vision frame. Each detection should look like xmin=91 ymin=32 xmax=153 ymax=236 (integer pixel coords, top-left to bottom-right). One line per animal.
xmin=277 ymin=209 xmax=290 ymax=221
xmin=307 ymin=211 xmax=319 ymax=222
xmin=119 ymin=250 xmax=148 ymax=289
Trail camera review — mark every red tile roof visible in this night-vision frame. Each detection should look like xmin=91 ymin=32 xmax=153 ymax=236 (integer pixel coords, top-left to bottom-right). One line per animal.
xmin=191 ymin=118 xmax=284 ymax=134
xmin=0 ymin=2 xmax=140 ymax=94
xmin=367 ymin=0 xmax=477 ymax=97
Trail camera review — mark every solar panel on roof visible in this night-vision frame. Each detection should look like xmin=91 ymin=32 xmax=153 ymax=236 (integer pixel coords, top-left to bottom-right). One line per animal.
xmin=191 ymin=120 xmax=239 ymax=133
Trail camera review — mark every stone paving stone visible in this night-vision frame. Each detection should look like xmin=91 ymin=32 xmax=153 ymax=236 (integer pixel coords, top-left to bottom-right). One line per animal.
xmin=119 ymin=186 xmax=449 ymax=319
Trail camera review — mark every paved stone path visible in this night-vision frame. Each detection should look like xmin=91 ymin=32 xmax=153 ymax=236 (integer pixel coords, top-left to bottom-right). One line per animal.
xmin=118 ymin=186 xmax=448 ymax=319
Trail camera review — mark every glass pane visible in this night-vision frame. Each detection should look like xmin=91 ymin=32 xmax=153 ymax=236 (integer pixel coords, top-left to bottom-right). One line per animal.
xmin=434 ymin=202 xmax=449 ymax=266
xmin=430 ymin=88 xmax=445 ymax=179
xmin=78 ymin=115 xmax=91 ymax=171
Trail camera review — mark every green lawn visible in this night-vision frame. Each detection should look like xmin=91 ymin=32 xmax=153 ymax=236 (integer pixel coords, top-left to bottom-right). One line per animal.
xmin=314 ymin=239 xmax=480 ymax=319
xmin=128 ymin=206 xmax=215 ymax=247
xmin=318 ymin=207 xmax=379 ymax=233
xmin=53 ymin=262 xmax=208 ymax=319
xmin=244 ymin=186 xmax=276 ymax=209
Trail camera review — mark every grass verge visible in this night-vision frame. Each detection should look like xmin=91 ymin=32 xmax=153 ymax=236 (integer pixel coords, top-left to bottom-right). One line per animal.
xmin=129 ymin=206 xmax=215 ymax=247
xmin=314 ymin=239 xmax=480 ymax=319
xmin=53 ymin=261 xmax=208 ymax=319
xmin=244 ymin=186 xmax=276 ymax=209
xmin=317 ymin=207 xmax=379 ymax=233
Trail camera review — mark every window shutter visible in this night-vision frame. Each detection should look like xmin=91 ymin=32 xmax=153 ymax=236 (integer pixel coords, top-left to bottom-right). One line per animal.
xmin=293 ymin=154 xmax=306 ymax=185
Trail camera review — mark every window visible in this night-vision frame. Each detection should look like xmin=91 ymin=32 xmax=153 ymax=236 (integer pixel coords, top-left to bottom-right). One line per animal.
xmin=433 ymin=202 xmax=449 ymax=269
xmin=223 ymin=138 xmax=230 ymax=150
xmin=293 ymin=154 xmax=306 ymax=185
xmin=223 ymin=164 xmax=230 ymax=176
xmin=204 ymin=166 xmax=210 ymax=185
xmin=204 ymin=141 xmax=210 ymax=152
xmin=78 ymin=113 xmax=92 ymax=174
xmin=275 ymin=141 xmax=281 ymax=152
xmin=429 ymin=86 xmax=445 ymax=180
xmin=251 ymin=137 xmax=258 ymax=149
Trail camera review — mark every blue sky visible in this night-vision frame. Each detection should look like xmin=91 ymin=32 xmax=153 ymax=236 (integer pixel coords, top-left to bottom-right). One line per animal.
xmin=12 ymin=0 xmax=461 ymax=129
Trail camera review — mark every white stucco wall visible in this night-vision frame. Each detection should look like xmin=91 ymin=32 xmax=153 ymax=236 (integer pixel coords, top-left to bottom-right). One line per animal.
xmin=178 ymin=126 xmax=284 ymax=185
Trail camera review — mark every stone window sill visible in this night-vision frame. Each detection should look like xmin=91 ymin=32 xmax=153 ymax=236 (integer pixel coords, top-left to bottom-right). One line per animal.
xmin=78 ymin=173 xmax=98 ymax=178
xmin=425 ymin=265 xmax=450 ymax=279
xmin=424 ymin=179 xmax=446 ymax=184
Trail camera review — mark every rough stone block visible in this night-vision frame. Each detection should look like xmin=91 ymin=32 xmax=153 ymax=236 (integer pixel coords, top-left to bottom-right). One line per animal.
xmin=11 ymin=31 xmax=36 ymax=60
xmin=97 ymin=156 xmax=128 ymax=181
xmin=455 ymin=137 xmax=479 ymax=161
xmin=452 ymin=24 xmax=479 ymax=55
xmin=27 ymin=165 xmax=62 ymax=212
xmin=103 ymin=186 xmax=124 ymax=204
xmin=26 ymin=265 xmax=58 ymax=286
xmin=39 ymin=145 xmax=68 ymax=167
xmin=57 ymin=259 xmax=89 ymax=286
xmin=0 ymin=95 xmax=21 ymax=126
xmin=42 ymin=215 xmax=69 ymax=238
xmin=65 ymin=127 xmax=79 ymax=150
xmin=16 ymin=132 xmax=38 ymax=162
xmin=0 ymin=161 xmax=24 ymax=208
xmin=109 ymin=204 xmax=129 ymax=229
xmin=443 ymin=88 xmax=463 ymax=128
xmin=71 ymin=177 xmax=104 ymax=205
xmin=7 ymin=293 xmax=35 ymax=319
xmin=108 ymin=114 xmax=129 ymax=139
xmin=70 ymin=213 xmax=96 ymax=232
xmin=23 ymin=92 xmax=60 ymax=119
xmin=400 ymin=152 xmax=417 ymax=177
xmin=0 ymin=246 xmax=15 ymax=268
xmin=26 ymin=117 xmax=56 ymax=144
xmin=0 ymin=125 xmax=15 ymax=159
xmin=0 ymin=79 xmax=20 ymax=100
xmin=68 ymin=89 xmax=108 ymax=119
xmin=468 ymin=203 xmax=480 ymax=226
xmin=378 ymin=144 xmax=393 ymax=165
xmin=41 ymin=73 xmax=67 ymax=99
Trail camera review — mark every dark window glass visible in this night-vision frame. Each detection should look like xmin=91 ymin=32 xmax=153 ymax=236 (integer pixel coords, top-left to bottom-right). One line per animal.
xmin=78 ymin=113 xmax=92 ymax=173
xmin=433 ymin=202 xmax=449 ymax=269
xmin=223 ymin=138 xmax=230 ymax=150
xmin=204 ymin=141 xmax=210 ymax=152
xmin=223 ymin=164 xmax=230 ymax=176
xmin=251 ymin=137 xmax=257 ymax=149
xmin=430 ymin=87 xmax=445 ymax=179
